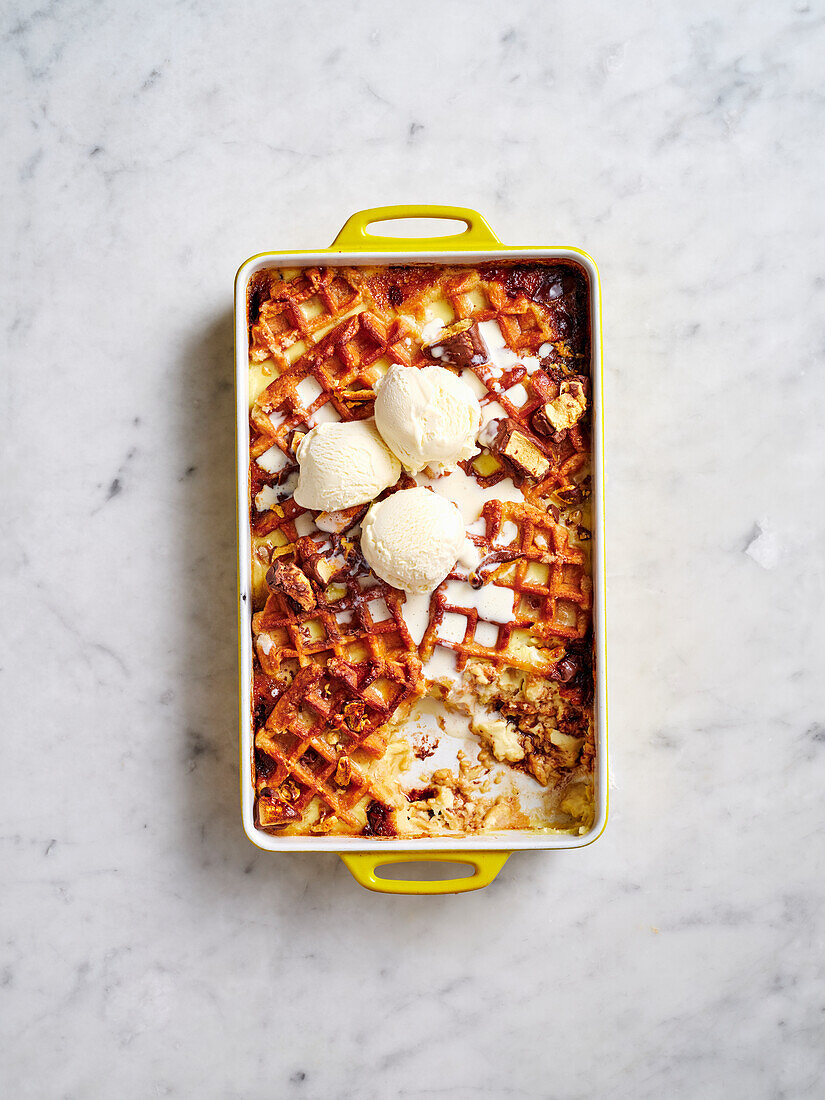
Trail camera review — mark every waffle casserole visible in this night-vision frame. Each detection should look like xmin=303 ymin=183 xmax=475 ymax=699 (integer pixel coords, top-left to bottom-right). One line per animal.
xmin=246 ymin=261 xmax=596 ymax=838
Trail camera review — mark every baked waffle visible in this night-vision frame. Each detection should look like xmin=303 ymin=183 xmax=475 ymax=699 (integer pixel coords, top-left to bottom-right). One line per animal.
xmin=246 ymin=260 xmax=595 ymax=837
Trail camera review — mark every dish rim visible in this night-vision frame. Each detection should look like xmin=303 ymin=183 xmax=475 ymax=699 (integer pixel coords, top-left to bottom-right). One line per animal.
xmin=234 ymin=244 xmax=608 ymax=853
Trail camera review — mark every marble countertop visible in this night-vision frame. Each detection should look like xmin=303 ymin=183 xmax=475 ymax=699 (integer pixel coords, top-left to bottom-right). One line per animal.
xmin=3 ymin=0 xmax=824 ymax=1096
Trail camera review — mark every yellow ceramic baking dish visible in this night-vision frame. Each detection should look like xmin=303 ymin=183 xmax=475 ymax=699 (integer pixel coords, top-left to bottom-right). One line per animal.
xmin=234 ymin=206 xmax=608 ymax=894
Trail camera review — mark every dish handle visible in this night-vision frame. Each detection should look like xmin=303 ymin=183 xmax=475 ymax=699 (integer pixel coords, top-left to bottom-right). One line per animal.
xmin=339 ymin=850 xmax=510 ymax=895
xmin=330 ymin=205 xmax=501 ymax=252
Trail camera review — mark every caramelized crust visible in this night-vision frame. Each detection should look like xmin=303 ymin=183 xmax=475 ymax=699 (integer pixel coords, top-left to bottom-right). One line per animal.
xmin=246 ymin=261 xmax=594 ymax=837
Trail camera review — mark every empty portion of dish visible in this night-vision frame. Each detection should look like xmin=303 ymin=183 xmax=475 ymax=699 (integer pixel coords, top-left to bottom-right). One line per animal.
xmin=246 ymin=261 xmax=594 ymax=838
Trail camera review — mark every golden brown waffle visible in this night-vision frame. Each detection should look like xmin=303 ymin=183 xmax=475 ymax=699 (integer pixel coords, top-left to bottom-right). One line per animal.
xmin=250 ymin=515 xmax=423 ymax=832
xmin=420 ymin=499 xmax=592 ymax=675
xmin=246 ymin=260 xmax=593 ymax=836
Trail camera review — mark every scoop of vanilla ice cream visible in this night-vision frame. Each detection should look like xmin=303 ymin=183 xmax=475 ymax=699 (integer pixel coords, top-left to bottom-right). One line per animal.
xmin=360 ymin=487 xmax=465 ymax=593
xmin=293 ymin=420 xmax=401 ymax=512
xmin=374 ymin=364 xmax=481 ymax=474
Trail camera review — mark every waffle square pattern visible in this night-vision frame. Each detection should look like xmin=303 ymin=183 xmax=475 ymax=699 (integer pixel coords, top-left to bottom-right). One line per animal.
xmin=247 ymin=261 xmax=596 ymax=838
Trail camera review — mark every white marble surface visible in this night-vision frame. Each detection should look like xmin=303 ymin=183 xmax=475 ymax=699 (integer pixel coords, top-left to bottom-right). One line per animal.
xmin=3 ymin=0 xmax=824 ymax=1096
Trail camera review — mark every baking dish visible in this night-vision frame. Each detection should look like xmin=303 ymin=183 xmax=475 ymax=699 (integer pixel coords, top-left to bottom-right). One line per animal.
xmin=234 ymin=205 xmax=607 ymax=893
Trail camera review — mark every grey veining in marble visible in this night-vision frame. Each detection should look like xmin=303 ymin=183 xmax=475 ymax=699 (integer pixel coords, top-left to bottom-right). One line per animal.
xmin=2 ymin=0 xmax=824 ymax=1096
